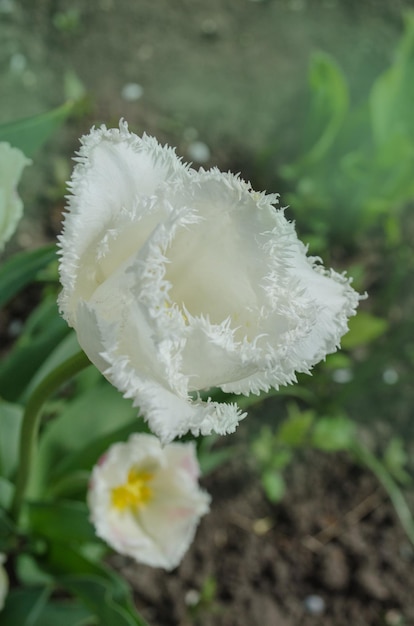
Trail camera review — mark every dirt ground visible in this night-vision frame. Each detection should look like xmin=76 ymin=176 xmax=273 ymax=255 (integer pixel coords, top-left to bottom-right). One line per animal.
xmin=111 ymin=443 xmax=414 ymax=626
xmin=2 ymin=1 xmax=414 ymax=625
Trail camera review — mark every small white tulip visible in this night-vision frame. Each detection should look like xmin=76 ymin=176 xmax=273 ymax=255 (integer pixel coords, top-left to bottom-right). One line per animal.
xmin=58 ymin=121 xmax=362 ymax=443
xmin=87 ymin=434 xmax=210 ymax=570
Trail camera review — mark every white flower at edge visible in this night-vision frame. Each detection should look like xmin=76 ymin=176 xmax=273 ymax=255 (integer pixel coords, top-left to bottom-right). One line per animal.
xmin=0 ymin=553 xmax=8 ymax=611
xmin=87 ymin=433 xmax=210 ymax=570
xmin=58 ymin=121 xmax=363 ymax=443
xmin=0 ymin=142 xmax=31 ymax=251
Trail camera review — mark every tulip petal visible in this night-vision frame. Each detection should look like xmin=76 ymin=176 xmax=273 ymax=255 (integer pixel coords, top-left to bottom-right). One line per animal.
xmin=88 ymin=434 xmax=210 ymax=569
xmin=59 ymin=123 xmax=363 ymax=443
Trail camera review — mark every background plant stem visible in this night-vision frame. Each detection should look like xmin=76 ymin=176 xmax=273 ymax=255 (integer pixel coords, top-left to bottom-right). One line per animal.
xmin=10 ymin=350 xmax=91 ymax=524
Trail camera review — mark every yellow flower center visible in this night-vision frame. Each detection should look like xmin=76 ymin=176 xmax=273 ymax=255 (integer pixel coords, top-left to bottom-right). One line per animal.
xmin=111 ymin=468 xmax=154 ymax=512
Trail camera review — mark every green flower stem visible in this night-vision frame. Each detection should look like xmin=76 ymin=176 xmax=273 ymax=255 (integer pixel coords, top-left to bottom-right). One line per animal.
xmin=351 ymin=440 xmax=414 ymax=546
xmin=10 ymin=350 xmax=91 ymax=524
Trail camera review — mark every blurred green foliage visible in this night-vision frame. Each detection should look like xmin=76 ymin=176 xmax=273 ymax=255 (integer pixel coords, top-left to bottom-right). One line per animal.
xmin=249 ymin=11 xmax=414 ymax=547
xmin=278 ymin=11 xmax=414 ymax=250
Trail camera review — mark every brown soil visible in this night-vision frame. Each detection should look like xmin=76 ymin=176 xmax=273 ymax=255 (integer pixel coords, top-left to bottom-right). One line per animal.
xmin=110 ymin=442 xmax=414 ymax=626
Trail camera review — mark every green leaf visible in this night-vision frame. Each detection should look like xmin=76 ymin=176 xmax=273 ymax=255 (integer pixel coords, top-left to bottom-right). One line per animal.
xmin=197 ymin=434 xmax=235 ymax=475
xmin=371 ymin=11 xmax=414 ymax=145
xmin=311 ymin=415 xmax=355 ymax=452
xmin=277 ymin=409 xmax=314 ymax=447
xmin=0 ymin=296 xmax=70 ymax=402
xmin=22 ymin=331 xmax=80 ymax=401
xmin=17 ymin=554 xmax=54 ymax=587
xmin=251 ymin=426 xmax=274 ymax=465
xmin=0 ymin=101 xmax=75 ymax=157
xmin=49 ymin=419 xmax=148 ymax=494
xmin=1 ymin=587 xmax=93 ymax=626
xmin=0 ymin=400 xmax=23 ymax=478
xmin=323 ymin=352 xmax=352 ymax=371
xmin=60 ymin=576 xmax=146 ymax=626
xmin=30 ymin=381 xmax=140 ymax=498
xmin=27 ymin=500 xmax=98 ymax=544
xmin=0 ymin=477 xmax=14 ymax=510
xmin=341 ymin=311 xmax=388 ymax=349
xmin=383 ymin=437 xmax=412 ymax=485
xmin=305 ymin=52 xmax=348 ymax=160
xmin=262 ymin=470 xmax=286 ymax=503
xmin=46 ymin=545 xmax=149 ymax=626
xmin=198 ymin=447 xmax=235 ymax=475
xmin=0 ymin=506 xmax=18 ymax=551
xmin=283 ymin=50 xmax=349 ymax=178
xmin=0 ymin=587 xmax=51 ymax=626
xmin=0 ymin=245 xmax=57 ymax=309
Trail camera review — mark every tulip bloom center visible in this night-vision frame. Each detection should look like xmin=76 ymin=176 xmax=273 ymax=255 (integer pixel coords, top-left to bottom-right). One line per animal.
xmin=111 ymin=468 xmax=153 ymax=511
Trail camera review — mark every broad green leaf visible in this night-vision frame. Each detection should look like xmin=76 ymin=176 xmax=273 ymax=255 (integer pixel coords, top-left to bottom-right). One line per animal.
xmin=0 ymin=101 xmax=75 ymax=157
xmin=311 ymin=415 xmax=355 ymax=452
xmin=1 ymin=588 xmax=92 ymax=626
xmin=22 ymin=331 xmax=80 ymax=401
xmin=0 ymin=400 xmax=23 ymax=478
xmin=0 ymin=506 xmax=17 ymax=551
xmin=60 ymin=576 xmax=147 ymax=626
xmin=46 ymin=545 xmax=149 ymax=626
xmin=27 ymin=500 xmax=98 ymax=544
xmin=49 ymin=419 xmax=148 ymax=492
xmin=341 ymin=311 xmax=388 ymax=349
xmin=0 ymin=245 xmax=57 ymax=309
xmin=0 ymin=476 xmax=14 ymax=510
xmin=371 ymin=11 xmax=414 ymax=145
xmin=0 ymin=296 xmax=70 ymax=401
xmin=32 ymin=601 xmax=93 ymax=626
xmin=0 ymin=587 xmax=51 ymax=626
xmin=30 ymin=381 xmax=139 ymax=497
xmin=17 ymin=554 xmax=54 ymax=587
xmin=306 ymin=52 xmax=348 ymax=158
xmin=286 ymin=51 xmax=349 ymax=175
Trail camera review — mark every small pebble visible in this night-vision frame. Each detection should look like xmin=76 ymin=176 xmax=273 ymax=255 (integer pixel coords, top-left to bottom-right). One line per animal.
xmin=121 ymin=82 xmax=143 ymax=102
xmin=304 ymin=594 xmax=326 ymax=615
xmin=384 ymin=609 xmax=404 ymax=626
xmin=184 ymin=589 xmax=200 ymax=607
xmin=253 ymin=517 xmax=273 ymax=536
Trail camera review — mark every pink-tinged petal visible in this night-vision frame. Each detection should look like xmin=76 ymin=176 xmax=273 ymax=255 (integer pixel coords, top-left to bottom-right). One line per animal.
xmin=87 ymin=434 xmax=210 ymax=570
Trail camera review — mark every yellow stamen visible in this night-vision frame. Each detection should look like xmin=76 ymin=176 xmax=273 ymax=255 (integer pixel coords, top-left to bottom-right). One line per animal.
xmin=111 ymin=468 xmax=153 ymax=511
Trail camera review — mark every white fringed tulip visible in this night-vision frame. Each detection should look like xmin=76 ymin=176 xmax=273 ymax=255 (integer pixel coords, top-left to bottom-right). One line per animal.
xmin=87 ymin=434 xmax=210 ymax=570
xmin=0 ymin=554 xmax=8 ymax=611
xmin=58 ymin=121 xmax=362 ymax=443
xmin=0 ymin=142 xmax=31 ymax=250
